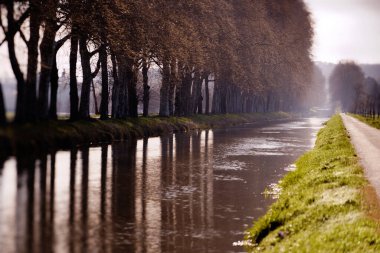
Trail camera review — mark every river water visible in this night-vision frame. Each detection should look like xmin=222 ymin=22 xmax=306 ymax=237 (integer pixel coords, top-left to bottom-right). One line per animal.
xmin=0 ymin=118 xmax=326 ymax=253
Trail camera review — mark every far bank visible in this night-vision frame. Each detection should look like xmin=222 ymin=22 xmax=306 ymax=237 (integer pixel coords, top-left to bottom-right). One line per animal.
xmin=0 ymin=112 xmax=292 ymax=157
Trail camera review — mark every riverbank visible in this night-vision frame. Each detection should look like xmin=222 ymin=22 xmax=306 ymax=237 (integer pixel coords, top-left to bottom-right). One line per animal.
xmin=0 ymin=112 xmax=291 ymax=156
xmin=246 ymin=115 xmax=380 ymax=252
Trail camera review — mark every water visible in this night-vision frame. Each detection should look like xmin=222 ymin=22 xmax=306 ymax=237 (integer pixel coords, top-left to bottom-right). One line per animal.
xmin=0 ymin=118 xmax=326 ymax=253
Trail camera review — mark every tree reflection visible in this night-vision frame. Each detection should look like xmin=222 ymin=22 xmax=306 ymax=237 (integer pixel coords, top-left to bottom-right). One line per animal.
xmin=111 ymin=139 xmax=137 ymax=252
xmin=69 ymin=148 xmax=77 ymax=253
xmin=0 ymin=130 xmax=215 ymax=253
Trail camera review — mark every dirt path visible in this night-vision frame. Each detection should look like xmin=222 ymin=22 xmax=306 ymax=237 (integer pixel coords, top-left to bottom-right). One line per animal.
xmin=341 ymin=114 xmax=380 ymax=197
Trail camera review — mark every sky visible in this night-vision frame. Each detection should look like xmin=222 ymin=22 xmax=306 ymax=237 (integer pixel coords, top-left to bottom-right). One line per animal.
xmin=304 ymin=0 xmax=380 ymax=64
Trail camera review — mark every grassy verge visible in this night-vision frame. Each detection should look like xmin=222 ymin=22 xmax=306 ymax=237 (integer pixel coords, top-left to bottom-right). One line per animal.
xmin=0 ymin=112 xmax=292 ymax=155
xmin=350 ymin=114 xmax=380 ymax=129
xmin=188 ymin=112 xmax=291 ymax=128
xmin=246 ymin=115 xmax=380 ymax=252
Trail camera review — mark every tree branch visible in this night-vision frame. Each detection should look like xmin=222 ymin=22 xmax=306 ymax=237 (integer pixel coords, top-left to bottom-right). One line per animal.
xmin=151 ymin=58 xmax=163 ymax=70
xmin=55 ymin=34 xmax=71 ymax=51
xmin=16 ymin=7 xmax=31 ymax=28
xmin=91 ymin=59 xmax=101 ymax=78
xmin=3 ymin=6 xmax=30 ymax=44
xmin=18 ymin=29 xmax=28 ymax=46
xmin=0 ymin=38 xmax=6 ymax=47
xmin=89 ymin=48 xmax=101 ymax=58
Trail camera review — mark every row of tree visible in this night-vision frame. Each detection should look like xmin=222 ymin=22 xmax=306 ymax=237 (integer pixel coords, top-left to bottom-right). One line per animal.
xmin=329 ymin=61 xmax=380 ymax=117
xmin=0 ymin=0 xmax=315 ymax=124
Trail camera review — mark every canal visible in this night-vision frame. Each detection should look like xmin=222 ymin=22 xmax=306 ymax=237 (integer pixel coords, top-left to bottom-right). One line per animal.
xmin=0 ymin=118 xmax=326 ymax=253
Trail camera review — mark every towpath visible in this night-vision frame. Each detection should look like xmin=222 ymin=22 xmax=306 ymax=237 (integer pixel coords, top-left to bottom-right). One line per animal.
xmin=341 ymin=114 xmax=380 ymax=197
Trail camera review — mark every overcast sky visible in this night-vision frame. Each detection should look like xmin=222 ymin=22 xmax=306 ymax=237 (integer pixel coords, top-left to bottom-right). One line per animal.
xmin=304 ymin=0 xmax=380 ymax=64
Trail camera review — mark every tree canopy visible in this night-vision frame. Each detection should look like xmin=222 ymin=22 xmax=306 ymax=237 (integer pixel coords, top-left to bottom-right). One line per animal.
xmin=0 ymin=0 xmax=315 ymax=123
xmin=329 ymin=61 xmax=364 ymax=113
xmin=329 ymin=61 xmax=380 ymax=116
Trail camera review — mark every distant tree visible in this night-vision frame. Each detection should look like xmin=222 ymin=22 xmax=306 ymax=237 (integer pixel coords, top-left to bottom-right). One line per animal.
xmin=329 ymin=61 xmax=364 ymax=113
xmin=357 ymin=77 xmax=379 ymax=117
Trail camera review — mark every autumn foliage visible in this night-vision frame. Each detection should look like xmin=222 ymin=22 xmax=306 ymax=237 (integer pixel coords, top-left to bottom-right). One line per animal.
xmin=0 ymin=0 xmax=315 ymax=123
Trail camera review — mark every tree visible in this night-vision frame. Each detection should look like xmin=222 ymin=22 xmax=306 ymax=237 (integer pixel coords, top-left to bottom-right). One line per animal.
xmin=37 ymin=0 xmax=59 ymax=120
xmin=24 ymin=0 xmax=42 ymax=122
xmin=0 ymin=0 xmax=315 ymax=122
xmin=2 ymin=1 xmax=29 ymax=122
xmin=357 ymin=77 xmax=379 ymax=117
xmin=329 ymin=61 xmax=364 ymax=113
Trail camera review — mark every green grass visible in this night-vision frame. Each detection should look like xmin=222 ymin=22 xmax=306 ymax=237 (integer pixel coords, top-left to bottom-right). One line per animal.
xmin=189 ymin=112 xmax=291 ymax=128
xmin=350 ymin=114 xmax=380 ymax=129
xmin=0 ymin=112 xmax=292 ymax=155
xmin=246 ymin=115 xmax=380 ymax=252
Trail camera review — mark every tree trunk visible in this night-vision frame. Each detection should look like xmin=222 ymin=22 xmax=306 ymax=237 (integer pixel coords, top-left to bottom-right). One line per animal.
xmin=38 ymin=28 xmax=56 ymax=120
xmin=212 ymin=77 xmax=228 ymax=114
xmin=127 ymin=61 xmax=138 ymax=118
xmin=69 ymin=29 xmax=79 ymax=120
xmin=185 ymin=73 xmax=193 ymax=116
xmin=49 ymin=36 xmax=70 ymax=120
xmin=111 ymin=52 xmax=119 ymax=118
xmin=192 ymin=71 xmax=203 ymax=115
xmin=174 ymin=73 xmax=182 ymax=116
xmin=99 ymin=45 xmax=109 ymax=120
xmin=0 ymin=82 xmax=6 ymax=125
xmin=191 ymin=71 xmax=198 ymax=114
xmin=142 ymin=59 xmax=150 ymax=117
xmin=168 ymin=61 xmax=177 ymax=116
xmin=220 ymin=81 xmax=227 ymax=114
xmin=114 ymin=56 xmax=128 ymax=119
xmin=37 ymin=2 xmax=57 ymax=120
xmin=91 ymin=80 xmax=99 ymax=115
xmin=6 ymin=1 xmax=26 ymax=123
xmin=25 ymin=2 xmax=41 ymax=122
xmin=78 ymin=35 xmax=93 ymax=119
xmin=159 ymin=58 xmax=170 ymax=117
xmin=48 ymin=53 xmax=59 ymax=120
xmin=197 ymin=83 xmax=203 ymax=114
xmin=176 ymin=68 xmax=193 ymax=116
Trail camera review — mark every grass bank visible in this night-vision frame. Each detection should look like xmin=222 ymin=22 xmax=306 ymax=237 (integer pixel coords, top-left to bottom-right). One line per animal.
xmin=0 ymin=112 xmax=291 ymax=155
xmin=246 ymin=115 xmax=380 ymax=252
xmin=351 ymin=114 xmax=380 ymax=129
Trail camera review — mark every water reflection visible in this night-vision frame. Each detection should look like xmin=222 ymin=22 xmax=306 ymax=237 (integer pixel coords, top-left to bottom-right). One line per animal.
xmin=0 ymin=118 xmax=326 ymax=253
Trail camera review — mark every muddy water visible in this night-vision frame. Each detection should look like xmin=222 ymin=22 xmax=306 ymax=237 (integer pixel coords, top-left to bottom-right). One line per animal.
xmin=0 ymin=118 xmax=326 ymax=253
